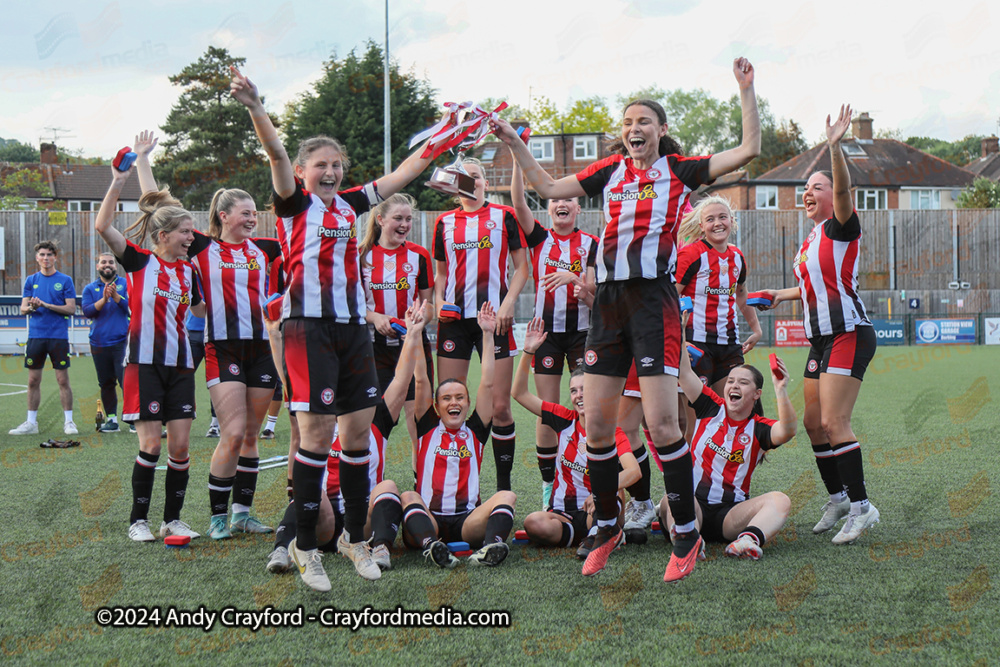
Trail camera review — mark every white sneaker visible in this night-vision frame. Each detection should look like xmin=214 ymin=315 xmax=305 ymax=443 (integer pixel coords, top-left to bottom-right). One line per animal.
xmin=371 ymin=543 xmax=392 ymax=570
xmin=624 ymin=498 xmax=655 ymax=544
xmin=622 ymin=499 xmax=636 ymax=525
xmin=812 ymin=497 xmax=851 ymax=534
xmin=63 ymin=421 xmax=78 ymax=435
xmin=724 ymin=534 xmax=763 ymax=560
xmin=159 ymin=520 xmax=201 ymax=539
xmin=9 ymin=421 xmax=39 ymax=435
xmin=289 ymin=538 xmax=331 ymax=592
xmin=832 ymin=504 xmax=881 ymax=545
xmin=266 ymin=546 xmax=293 ymax=573
xmin=129 ymin=519 xmax=156 ymax=542
xmin=337 ymin=531 xmax=381 ymax=581
xmin=205 ymin=424 xmax=220 ymax=438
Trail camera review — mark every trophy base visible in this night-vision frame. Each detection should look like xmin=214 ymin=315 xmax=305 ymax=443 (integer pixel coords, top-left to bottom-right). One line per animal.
xmin=425 ymin=167 xmax=477 ymax=199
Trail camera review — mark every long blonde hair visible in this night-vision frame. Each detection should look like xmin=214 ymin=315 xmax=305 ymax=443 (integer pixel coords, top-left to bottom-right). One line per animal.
xmin=677 ymin=196 xmax=738 ymax=246
xmin=208 ymin=188 xmax=254 ymax=240
xmin=359 ymin=193 xmax=417 ymax=267
xmin=125 ymin=188 xmax=191 ymax=247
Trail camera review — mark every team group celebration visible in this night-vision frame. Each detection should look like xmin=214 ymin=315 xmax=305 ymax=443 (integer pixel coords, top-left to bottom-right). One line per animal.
xmin=16 ymin=57 xmax=886 ymax=593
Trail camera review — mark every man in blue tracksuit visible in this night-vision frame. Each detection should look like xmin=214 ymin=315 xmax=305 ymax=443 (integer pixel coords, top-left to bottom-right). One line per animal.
xmin=81 ymin=252 xmax=129 ymax=432
xmin=11 ymin=241 xmax=77 ymax=435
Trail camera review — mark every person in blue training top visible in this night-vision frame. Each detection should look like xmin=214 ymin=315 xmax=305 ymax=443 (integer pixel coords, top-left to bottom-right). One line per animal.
xmin=81 ymin=252 xmax=129 ymax=433
xmin=11 ymin=241 xmax=78 ymax=435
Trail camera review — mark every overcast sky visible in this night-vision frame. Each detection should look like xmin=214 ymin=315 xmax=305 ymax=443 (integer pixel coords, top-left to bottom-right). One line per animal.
xmin=2 ymin=0 xmax=998 ymax=158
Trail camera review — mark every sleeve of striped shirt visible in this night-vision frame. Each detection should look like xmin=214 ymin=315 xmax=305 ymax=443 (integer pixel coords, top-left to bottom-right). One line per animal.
xmin=576 ymin=155 xmax=622 ymax=197
xmin=116 ymin=242 xmax=148 ymax=273
xmin=416 ymin=408 xmax=439 ymax=438
xmin=692 ymin=386 xmax=725 ymax=420
xmin=754 ymin=417 xmax=778 ymax=450
xmin=373 ymin=401 xmax=395 ymax=437
xmin=525 ymin=221 xmax=548 ymax=248
xmin=340 ymin=183 xmax=379 ymax=215
xmin=675 ymin=244 xmax=701 ymax=286
xmin=614 ymin=427 xmax=633 ymax=457
xmin=433 ymin=215 xmax=446 ymax=261
xmin=273 ymin=179 xmax=310 ymax=218
xmin=584 ymin=233 xmax=598 ymax=268
xmin=467 ymin=410 xmax=492 ymax=445
xmin=668 ymin=155 xmax=714 ymax=189
xmin=825 ymin=211 xmax=862 ymax=242
xmin=540 ymin=401 xmax=574 ymax=434
xmin=736 ymin=248 xmax=748 ymax=285
xmin=188 ymin=230 xmax=212 ymax=258
xmin=416 ymin=248 xmax=432 ymax=290
xmin=504 ymin=209 xmax=525 ymax=250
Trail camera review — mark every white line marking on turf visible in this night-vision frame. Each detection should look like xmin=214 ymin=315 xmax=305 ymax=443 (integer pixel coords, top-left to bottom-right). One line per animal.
xmin=0 ymin=383 xmax=28 ymax=397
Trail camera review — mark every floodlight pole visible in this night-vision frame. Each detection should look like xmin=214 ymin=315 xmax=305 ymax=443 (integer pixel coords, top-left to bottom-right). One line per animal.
xmin=383 ymin=0 xmax=391 ymax=174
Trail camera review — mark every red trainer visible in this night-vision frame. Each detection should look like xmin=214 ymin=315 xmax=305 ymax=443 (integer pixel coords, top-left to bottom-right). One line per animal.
xmin=582 ymin=526 xmax=624 ymax=576
xmin=664 ymin=535 xmax=703 ymax=582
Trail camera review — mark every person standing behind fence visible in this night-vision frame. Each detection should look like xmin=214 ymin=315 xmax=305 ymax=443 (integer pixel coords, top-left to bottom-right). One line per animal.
xmin=81 ymin=252 xmax=129 ymax=433
xmin=10 ymin=241 xmax=78 ymax=436
xmin=757 ymin=105 xmax=879 ymax=545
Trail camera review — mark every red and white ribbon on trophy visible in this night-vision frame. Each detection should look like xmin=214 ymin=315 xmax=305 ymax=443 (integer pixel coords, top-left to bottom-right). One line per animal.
xmin=409 ymin=100 xmax=509 ymax=160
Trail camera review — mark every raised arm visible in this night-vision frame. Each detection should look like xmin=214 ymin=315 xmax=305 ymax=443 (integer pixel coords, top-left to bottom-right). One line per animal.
xmin=95 ymin=167 xmax=132 ymax=257
xmin=373 ymin=140 xmax=435 ymax=199
xmin=510 ymin=154 xmax=536 ymax=238
xmin=826 ymin=104 xmax=855 ymax=225
xmin=473 ymin=302 xmax=496 ymax=425
xmin=735 ymin=283 xmax=762 ymax=354
xmin=382 ymin=299 xmax=427 ymax=422
xmin=133 ymin=130 xmax=159 ymax=195
xmin=677 ymin=317 xmax=705 ymax=402
xmin=767 ymin=356 xmax=797 ymax=445
xmin=491 ymin=118 xmax=586 ymax=199
xmin=707 ymin=58 xmax=761 ymax=180
xmin=510 ymin=317 xmax=547 ymax=417
xmin=231 ymin=66 xmax=296 ymax=200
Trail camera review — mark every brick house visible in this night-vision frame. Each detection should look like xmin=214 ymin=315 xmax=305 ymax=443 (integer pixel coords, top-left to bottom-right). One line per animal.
xmin=964 ymin=135 xmax=1000 ymax=182
xmin=711 ymin=113 xmax=977 ymax=211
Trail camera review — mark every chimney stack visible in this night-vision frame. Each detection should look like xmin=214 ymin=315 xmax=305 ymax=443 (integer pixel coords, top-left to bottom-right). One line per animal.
xmin=982 ymin=135 xmax=999 ymax=158
xmin=851 ymin=112 xmax=873 ymax=141
xmin=40 ymin=143 xmax=57 ymax=164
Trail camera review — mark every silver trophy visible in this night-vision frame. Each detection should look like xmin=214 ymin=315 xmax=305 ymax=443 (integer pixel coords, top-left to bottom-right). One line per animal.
xmin=425 ymin=156 xmax=477 ymax=199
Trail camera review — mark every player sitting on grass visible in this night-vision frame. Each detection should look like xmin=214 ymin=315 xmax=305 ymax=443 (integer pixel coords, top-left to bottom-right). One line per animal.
xmin=512 ymin=317 xmax=640 ymax=556
xmin=267 ymin=301 xmax=428 ymax=574
xmin=400 ymin=302 xmax=518 ymax=568
xmin=660 ymin=328 xmax=796 ymax=565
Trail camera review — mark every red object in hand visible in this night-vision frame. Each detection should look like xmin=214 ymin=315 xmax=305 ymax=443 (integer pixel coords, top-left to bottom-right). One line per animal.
xmin=264 ymin=293 xmax=283 ymax=321
xmin=769 ymin=353 xmax=784 ymax=380
xmin=113 ymin=147 xmax=137 ymax=172
xmin=439 ymin=303 xmax=462 ymax=321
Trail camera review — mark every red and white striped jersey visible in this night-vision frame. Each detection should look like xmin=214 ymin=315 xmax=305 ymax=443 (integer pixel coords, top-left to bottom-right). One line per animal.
xmin=677 ymin=240 xmax=747 ymax=345
xmin=117 ymin=241 xmax=200 ymax=368
xmin=188 ymin=232 xmax=282 ymax=342
xmin=433 ymin=203 xmax=525 ymax=317
xmin=793 ymin=213 xmax=871 ymax=338
xmin=414 ymin=408 xmax=491 ymax=516
xmin=689 ymin=386 xmax=777 ymax=504
xmin=541 ymin=402 xmax=633 ymax=512
xmin=525 ymin=223 xmax=598 ymax=333
xmin=274 ymin=178 xmax=379 ymax=324
xmin=363 ymin=241 xmax=433 ymax=334
xmin=577 ymin=154 xmax=713 ymax=283
xmin=326 ymin=402 xmax=394 ymax=500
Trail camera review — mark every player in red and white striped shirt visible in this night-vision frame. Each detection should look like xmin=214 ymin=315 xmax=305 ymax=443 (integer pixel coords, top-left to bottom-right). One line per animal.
xmin=185 ymin=185 xmax=283 ymax=541
xmin=400 ymin=303 xmax=518 ymax=568
xmin=758 ymin=106 xmax=879 ymax=546
xmin=509 ymin=157 xmax=599 ymax=509
xmin=675 ymin=196 xmax=763 ymax=443
xmin=95 ymin=149 xmax=204 ymax=545
xmin=512 ymin=318 xmax=639 ymax=555
xmin=493 ymin=58 xmax=761 ymax=580
xmin=234 ymin=67 xmax=436 ymax=589
xmin=433 ymin=158 xmax=529 ymax=496
xmin=660 ymin=338 xmax=797 ymax=561
xmin=360 ymin=193 xmax=435 ymax=458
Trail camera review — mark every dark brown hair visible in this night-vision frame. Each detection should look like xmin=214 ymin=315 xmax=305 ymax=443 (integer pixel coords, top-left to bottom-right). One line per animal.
xmin=607 ymin=99 xmax=684 ymax=158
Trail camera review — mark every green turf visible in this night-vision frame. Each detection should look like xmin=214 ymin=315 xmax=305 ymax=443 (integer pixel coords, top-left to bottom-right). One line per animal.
xmin=0 ymin=345 xmax=997 ymax=666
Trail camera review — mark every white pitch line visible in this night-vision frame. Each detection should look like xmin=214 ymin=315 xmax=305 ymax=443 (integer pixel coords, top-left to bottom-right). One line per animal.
xmin=0 ymin=383 xmax=28 ymax=397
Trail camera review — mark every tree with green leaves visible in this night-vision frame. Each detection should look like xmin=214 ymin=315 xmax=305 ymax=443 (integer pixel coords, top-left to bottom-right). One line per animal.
xmin=0 ymin=167 xmax=54 ymax=210
xmin=153 ymin=46 xmax=276 ymax=209
xmin=957 ymin=177 xmax=1000 ymax=208
xmin=0 ymin=139 xmax=41 ymax=163
xmin=282 ymin=40 xmax=450 ymax=210
xmin=904 ymin=135 xmax=985 ymax=167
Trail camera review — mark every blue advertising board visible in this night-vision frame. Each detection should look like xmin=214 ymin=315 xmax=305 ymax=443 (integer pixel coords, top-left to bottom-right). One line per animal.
xmin=871 ymin=319 xmax=905 ymax=346
xmin=915 ymin=318 xmax=976 ymax=345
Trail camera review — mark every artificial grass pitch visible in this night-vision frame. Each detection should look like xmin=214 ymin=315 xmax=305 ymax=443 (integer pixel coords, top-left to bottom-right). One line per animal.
xmin=0 ymin=345 xmax=997 ymax=665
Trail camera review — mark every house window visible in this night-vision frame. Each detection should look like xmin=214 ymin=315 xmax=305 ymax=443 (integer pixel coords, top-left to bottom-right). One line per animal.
xmin=855 ymin=189 xmax=887 ymax=210
xmin=755 ymin=186 xmax=778 ymax=209
xmin=529 ymin=138 xmax=554 ymax=161
xmin=480 ymin=147 xmax=497 ymax=163
xmin=574 ymin=137 xmax=597 ymax=160
xmin=912 ymin=189 xmax=940 ymax=210
xmin=795 ymin=186 xmax=806 ymax=208
xmin=68 ymin=200 xmax=93 ymax=212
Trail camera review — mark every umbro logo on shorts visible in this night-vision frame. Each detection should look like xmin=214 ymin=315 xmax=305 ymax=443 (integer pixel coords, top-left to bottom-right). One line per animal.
xmin=640 ymin=356 xmax=654 ymax=367
xmin=367 ymin=386 xmax=378 ymax=397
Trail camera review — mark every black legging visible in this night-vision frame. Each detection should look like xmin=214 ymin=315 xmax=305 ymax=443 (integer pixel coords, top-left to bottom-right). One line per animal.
xmin=91 ymin=342 xmax=125 ymax=416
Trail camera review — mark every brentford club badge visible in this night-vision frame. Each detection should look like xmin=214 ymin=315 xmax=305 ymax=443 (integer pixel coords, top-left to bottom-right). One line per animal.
xmin=646 ymin=168 xmax=661 ymax=180
xmin=402 ymin=263 xmax=414 ymax=273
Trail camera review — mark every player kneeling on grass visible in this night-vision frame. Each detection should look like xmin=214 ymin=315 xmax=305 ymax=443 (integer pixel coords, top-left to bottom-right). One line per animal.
xmin=513 ymin=318 xmax=640 ymax=556
xmin=660 ymin=335 xmax=797 ymax=563
xmin=401 ymin=302 xmax=517 ymax=567
xmin=268 ymin=301 xmax=427 ymax=575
